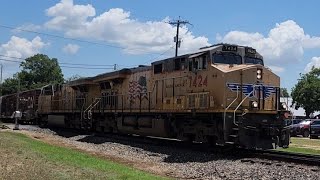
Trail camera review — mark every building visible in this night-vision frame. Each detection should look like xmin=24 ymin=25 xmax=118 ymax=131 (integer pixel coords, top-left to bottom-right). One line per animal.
xmin=281 ymin=97 xmax=319 ymax=119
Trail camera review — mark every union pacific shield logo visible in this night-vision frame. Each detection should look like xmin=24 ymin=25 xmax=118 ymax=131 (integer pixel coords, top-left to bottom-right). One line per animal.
xmin=227 ymin=83 xmax=277 ymax=99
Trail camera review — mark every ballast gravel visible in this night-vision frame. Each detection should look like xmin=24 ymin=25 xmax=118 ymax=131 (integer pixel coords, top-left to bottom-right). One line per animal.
xmin=5 ymin=124 xmax=320 ymax=180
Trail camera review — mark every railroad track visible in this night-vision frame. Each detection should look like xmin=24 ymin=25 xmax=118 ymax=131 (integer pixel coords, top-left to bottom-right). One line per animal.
xmin=252 ymin=150 xmax=320 ymax=166
xmin=5 ymin=123 xmax=320 ymax=166
xmin=41 ymin=126 xmax=320 ymax=166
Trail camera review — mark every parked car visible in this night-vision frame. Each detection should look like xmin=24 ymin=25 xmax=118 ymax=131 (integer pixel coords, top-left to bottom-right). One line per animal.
xmin=291 ymin=120 xmax=312 ymax=137
xmin=292 ymin=119 xmax=303 ymax=125
xmin=310 ymin=120 xmax=320 ymax=139
xmin=288 ymin=119 xmax=303 ymax=135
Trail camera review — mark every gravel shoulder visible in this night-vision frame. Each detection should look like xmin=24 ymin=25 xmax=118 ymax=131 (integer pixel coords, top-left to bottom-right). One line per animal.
xmin=2 ymin=124 xmax=320 ymax=180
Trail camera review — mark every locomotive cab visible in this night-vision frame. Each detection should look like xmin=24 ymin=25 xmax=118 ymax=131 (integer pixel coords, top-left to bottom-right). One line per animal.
xmin=205 ymin=44 xmax=289 ymax=148
xmin=148 ymin=44 xmax=289 ymax=149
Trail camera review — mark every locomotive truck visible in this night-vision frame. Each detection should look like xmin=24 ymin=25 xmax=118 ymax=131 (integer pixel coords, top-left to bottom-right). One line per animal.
xmin=0 ymin=43 xmax=290 ymax=149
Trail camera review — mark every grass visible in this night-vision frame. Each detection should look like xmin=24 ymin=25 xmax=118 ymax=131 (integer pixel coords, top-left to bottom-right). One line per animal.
xmin=0 ymin=131 xmax=168 ymax=180
xmin=276 ymin=137 xmax=320 ymax=155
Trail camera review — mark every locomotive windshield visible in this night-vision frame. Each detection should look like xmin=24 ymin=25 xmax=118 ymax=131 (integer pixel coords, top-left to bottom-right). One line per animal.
xmin=244 ymin=57 xmax=264 ymax=65
xmin=212 ymin=53 xmax=242 ymax=65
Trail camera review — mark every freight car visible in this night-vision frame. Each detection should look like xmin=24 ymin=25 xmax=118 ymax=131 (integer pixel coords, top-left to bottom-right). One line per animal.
xmin=1 ymin=43 xmax=290 ymax=149
xmin=0 ymin=88 xmax=41 ymax=124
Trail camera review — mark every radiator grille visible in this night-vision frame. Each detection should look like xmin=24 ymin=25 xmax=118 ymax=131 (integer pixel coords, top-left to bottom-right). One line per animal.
xmin=199 ymin=93 xmax=208 ymax=108
xmin=188 ymin=94 xmax=196 ymax=108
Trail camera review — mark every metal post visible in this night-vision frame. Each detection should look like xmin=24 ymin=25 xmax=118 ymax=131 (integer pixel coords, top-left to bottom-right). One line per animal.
xmin=0 ymin=64 xmax=2 ymax=117
xmin=13 ymin=78 xmax=20 ymax=130
xmin=0 ymin=64 xmax=2 ymax=96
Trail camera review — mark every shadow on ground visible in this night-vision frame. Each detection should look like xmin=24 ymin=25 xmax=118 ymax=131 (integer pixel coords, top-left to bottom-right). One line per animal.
xmin=75 ymin=133 xmax=248 ymax=163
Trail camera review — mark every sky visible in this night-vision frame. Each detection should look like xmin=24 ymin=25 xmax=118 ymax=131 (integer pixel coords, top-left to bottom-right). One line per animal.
xmin=1 ymin=0 xmax=320 ymax=92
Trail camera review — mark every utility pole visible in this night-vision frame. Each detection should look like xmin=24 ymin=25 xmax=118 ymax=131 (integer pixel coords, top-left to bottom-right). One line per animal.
xmin=169 ymin=17 xmax=190 ymax=57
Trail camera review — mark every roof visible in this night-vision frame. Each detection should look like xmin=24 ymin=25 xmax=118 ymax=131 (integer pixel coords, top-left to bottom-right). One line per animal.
xmin=92 ymin=65 xmax=151 ymax=82
xmin=152 ymin=43 xmax=263 ymax=65
xmin=67 ymin=77 xmax=95 ymax=86
xmin=67 ymin=65 xmax=152 ymax=86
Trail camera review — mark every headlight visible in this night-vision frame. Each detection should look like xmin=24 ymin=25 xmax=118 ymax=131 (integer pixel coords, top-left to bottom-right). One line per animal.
xmin=257 ymin=74 xmax=262 ymax=79
xmin=281 ymin=102 xmax=287 ymax=110
xmin=257 ymin=69 xmax=262 ymax=80
xmin=251 ymin=101 xmax=258 ymax=108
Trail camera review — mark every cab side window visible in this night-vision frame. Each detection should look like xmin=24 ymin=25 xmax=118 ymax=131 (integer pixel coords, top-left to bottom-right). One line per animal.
xmin=174 ymin=58 xmax=186 ymax=71
xmin=154 ymin=63 xmax=163 ymax=74
xmin=189 ymin=55 xmax=207 ymax=71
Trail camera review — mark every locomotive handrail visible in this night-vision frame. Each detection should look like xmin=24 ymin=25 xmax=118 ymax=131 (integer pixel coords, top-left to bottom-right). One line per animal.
xmin=80 ymin=98 xmax=87 ymax=121
xmin=83 ymin=98 xmax=100 ymax=120
xmin=233 ymin=85 xmax=257 ymax=126
xmin=87 ymin=98 xmax=101 ymax=120
xmin=223 ymin=86 xmax=239 ymax=140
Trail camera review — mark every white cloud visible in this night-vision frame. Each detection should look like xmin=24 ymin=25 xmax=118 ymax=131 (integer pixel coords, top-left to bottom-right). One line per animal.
xmin=268 ymin=66 xmax=285 ymax=73
xmin=0 ymin=36 xmax=46 ymax=59
xmin=44 ymin=0 xmax=209 ymax=55
xmin=45 ymin=0 xmax=96 ymax=31
xmin=304 ymin=57 xmax=320 ymax=72
xmin=63 ymin=43 xmax=80 ymax=54
xmin=0 ymin=36 xmax=47 ymax=79
xmin=12 ymin=23 xmax=42 ymax=33
xmin=219 ymin=20 xmax=320 ymax=67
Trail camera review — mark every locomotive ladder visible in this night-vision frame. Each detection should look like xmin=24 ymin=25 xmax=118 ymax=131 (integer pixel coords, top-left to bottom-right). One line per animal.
xmin=223 ymin=85 xmax=256 ymax=144
xmin=223 ymin=86 xmax=239 ymax=141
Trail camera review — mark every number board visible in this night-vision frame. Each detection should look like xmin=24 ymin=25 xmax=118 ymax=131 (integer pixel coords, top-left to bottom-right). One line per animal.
xmin=222 ymin=45 xmax=237 ymax=52
xmin=245 ymin=47 xmax=256 ymax=54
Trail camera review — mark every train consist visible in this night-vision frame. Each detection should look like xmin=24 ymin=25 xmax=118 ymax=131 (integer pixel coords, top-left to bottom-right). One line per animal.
xmin=0 ymin=44 xmax=290 ymax=149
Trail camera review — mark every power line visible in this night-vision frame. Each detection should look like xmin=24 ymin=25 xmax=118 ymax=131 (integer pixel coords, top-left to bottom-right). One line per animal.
xmin=0 ymin=54 xmax=114 ymax=67
xmin=141 ymin=46 xmax=175 ymax=65
xmin=60 ymin=65 xmax=114 ymax=70
xmin=0 ymin=44 xmax=174 ymax=70
xmin=0 ymin=24 xmax=125 ymax=49
xmin=0 ymin=24 xmax=166 ymax=56
xmin=0 ymin=58 xmax=114 ymax=70
xmin=168 ymin=17 xmax=192 ymax=57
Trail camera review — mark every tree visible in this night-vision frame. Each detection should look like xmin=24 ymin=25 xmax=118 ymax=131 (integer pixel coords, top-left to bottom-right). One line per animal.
xmin=1 ymin=54 xmax=64 ymax=95
xmin=1 ymin=75 xmax=22 ymax=95
xmin=19 ymin=54 xmax=64 ymax=89
xmin=291 ymin=68 xmax=320 ymax=118
xmin=280 ymin=88 xmax=289 ymax=97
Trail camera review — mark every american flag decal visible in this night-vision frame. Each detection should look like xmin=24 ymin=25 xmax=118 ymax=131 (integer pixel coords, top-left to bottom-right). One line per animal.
xmin=129 ymin=76 xmax=148 ymax=102
xmin=227 ymin=83 xmax=277 ymax=99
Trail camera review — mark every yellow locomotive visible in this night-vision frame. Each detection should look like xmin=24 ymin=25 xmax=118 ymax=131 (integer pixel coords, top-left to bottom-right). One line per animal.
xmin=32 ymin=43 xmax=290 ymax=149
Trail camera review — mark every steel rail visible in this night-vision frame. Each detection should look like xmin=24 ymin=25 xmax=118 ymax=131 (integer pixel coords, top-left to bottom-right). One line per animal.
xmin=252 ymin=149 xmax=320 ymax=166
